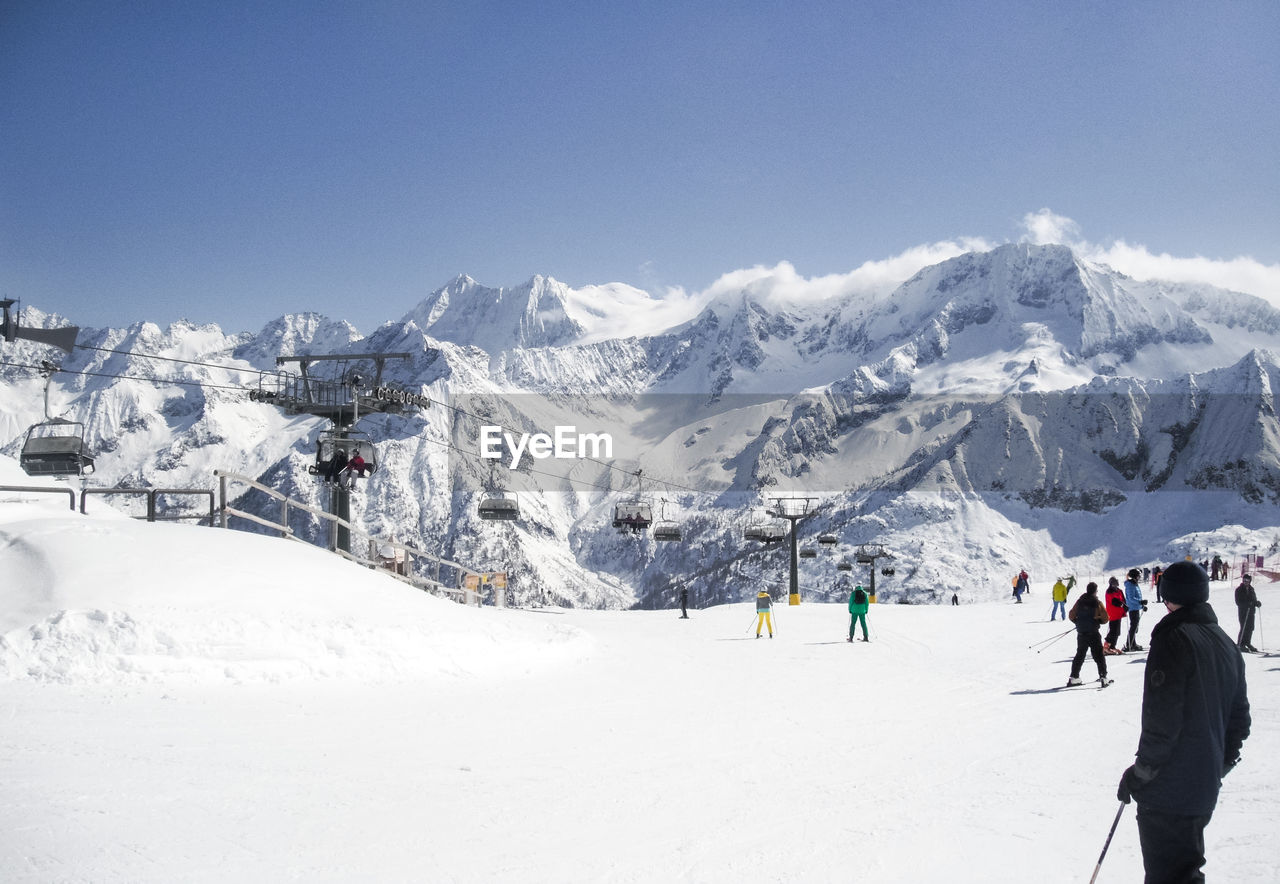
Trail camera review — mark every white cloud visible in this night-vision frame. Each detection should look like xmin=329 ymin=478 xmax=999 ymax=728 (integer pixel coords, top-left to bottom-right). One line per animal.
xmin=1020 ymin=208 xmax=1084 ymax=248
xmin=564 ymin=282 xmax=712 ymax=343
xmin=696 ymin=236 xmax=997 ymax=313
xmin=1019 ymin=208 xmax=1280 ymax=308
xmin=568 ymin=210 xmax=1280 ymax=341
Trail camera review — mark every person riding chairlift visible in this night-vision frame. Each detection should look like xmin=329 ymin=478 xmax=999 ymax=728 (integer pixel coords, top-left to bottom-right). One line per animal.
xmin=341 ymin=451 xmax=369 ymax=488
xmin=324 ymin=448 xmax=348 ymax=484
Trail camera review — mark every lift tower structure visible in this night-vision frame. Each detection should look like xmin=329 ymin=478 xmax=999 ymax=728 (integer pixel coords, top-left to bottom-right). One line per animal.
xmin=268 ymin=352 xmax=416 ymax=553
xmin=767 ymin=496 xmax=815 ymax=606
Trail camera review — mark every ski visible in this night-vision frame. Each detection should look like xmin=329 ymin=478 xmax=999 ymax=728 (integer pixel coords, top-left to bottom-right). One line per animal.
xmin=1056 ymin=678 xmax=1113 ymax=691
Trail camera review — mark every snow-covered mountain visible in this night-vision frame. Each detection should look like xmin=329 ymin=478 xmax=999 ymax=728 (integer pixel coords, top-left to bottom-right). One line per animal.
xmin=401 ymin=274 xmax=587 ymax=353
xmin=3 ymin=244 xmax=1279 ymax=609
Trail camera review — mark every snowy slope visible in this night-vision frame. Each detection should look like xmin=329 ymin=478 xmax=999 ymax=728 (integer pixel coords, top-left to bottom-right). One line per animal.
xmin=0 ymin=482 xmax=1276 ymax=883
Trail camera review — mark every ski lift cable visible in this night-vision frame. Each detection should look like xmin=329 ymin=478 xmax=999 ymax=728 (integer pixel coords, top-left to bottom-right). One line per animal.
xmin=3 ymin=355 xmax=619 ymax=494
xmin=0 ymin=357 xmax=253 ymax=393
xmin=3 ymin=357 xmax=825 ymax=515
xmin=73 ymin=343 xmax=271 ymax=377
xmin=42 ymin=339 xmax=719 ymax=501
xmin=4 ymin=353 xmax=769 ymax=508
xmin=14 ymin=331 xmax=793 ymax=505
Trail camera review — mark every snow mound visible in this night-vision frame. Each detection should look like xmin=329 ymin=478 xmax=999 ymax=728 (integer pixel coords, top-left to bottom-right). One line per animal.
xmin=0 ymin=511 xmax=592 ymax=685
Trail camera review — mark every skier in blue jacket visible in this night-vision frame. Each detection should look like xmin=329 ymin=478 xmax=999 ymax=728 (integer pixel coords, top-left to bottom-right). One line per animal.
xmin=1123 ymin=568 xmax=1148 ymax=652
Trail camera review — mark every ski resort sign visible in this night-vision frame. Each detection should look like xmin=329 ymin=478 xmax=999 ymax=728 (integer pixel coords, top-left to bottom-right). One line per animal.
xmin=479 ymin=425 xmax=613 ymax=469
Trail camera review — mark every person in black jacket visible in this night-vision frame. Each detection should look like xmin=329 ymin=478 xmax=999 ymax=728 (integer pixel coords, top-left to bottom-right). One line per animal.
xmin=1117 ymin=561 xmax=1251 ymax=883
xmin=1235 ymin=573 xmax=1260 ymax=652
xmin=1066 ymin=582 xmax=1111 ymax=686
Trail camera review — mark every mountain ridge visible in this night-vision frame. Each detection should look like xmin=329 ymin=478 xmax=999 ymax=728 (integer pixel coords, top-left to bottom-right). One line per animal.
xmin=3 ymin=243 xmax=1279 ymax=609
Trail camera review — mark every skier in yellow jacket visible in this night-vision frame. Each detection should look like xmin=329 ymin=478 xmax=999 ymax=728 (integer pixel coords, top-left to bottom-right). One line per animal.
xmin=756 ymin=590 xmax=774 ymax=638
xmin=1051 ymin=575 xmax=1076 ymax=621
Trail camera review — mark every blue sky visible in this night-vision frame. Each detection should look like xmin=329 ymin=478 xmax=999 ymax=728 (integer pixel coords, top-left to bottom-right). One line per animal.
xmin=2 ymin=1 xmax=1278 ymax=334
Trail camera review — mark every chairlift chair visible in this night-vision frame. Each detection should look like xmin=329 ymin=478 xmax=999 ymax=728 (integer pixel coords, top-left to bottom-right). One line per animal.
xmin=613 ymin=469 xmax=654 ymax=533
xmin=745 ymin=519 xmax=786 ymax=544
xmin=652 ymin=498 xmax=683 ymax=541
xmin=818 ymin=533 xmax=838 ymax=550
xmin=309 ymin=431 xmax=378 ymax=482
xmin=19 ymin=419 xmax=95 ymax=477
xmin=837 ymin=561 xmax=853 ymax=572
xmin=479 ymin=493 xmax=519 ymax=521
xmin=799 ymin=546 xmax=817 ymax=559
xmin=613 ymin=501 xmax=653 ymax=532
xmin=653 ymin=523 xmax=682 ymax=542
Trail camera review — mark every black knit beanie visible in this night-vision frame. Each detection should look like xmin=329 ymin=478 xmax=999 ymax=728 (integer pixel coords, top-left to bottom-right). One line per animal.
xmin=1160 ymin=561 xmax=1210 ymax=605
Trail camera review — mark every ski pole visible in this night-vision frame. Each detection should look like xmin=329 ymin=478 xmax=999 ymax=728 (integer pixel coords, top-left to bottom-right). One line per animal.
xmin=1028 ymin=627 xmax=1073 ymax=649
xmin=1088 ymin=802 xmax=1126 ymax=884
xmin=1035 ymin=629 xmax=1075 ymax=654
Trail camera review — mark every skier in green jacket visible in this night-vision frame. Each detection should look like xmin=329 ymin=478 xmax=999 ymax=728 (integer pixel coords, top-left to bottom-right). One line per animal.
xmin=848 ymin=585 xmax=870 ymax=642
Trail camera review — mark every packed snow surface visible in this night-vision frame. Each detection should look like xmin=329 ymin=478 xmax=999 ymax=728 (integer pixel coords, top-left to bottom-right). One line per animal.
xmin=1 ymin=488 xmax=1277 ymax=882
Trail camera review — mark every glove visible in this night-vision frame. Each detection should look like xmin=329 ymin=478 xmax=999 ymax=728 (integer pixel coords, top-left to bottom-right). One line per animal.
xmin=1117 ymin=763 xmax=1157 ymax=804
xmin=1224 ymin=754 xmax=1242 ymax=776
xmin=1255 ymin=601 xmax=1262 ymax=608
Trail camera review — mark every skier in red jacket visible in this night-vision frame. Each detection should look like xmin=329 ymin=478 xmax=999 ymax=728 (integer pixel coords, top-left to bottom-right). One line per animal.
xmin=1104 ymin=577 xmax=1127 ymax=654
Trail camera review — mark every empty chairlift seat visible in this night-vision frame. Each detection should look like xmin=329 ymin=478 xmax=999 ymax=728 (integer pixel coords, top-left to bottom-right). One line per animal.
xmin=479 ymin=494 xmax=519 ymax=521
xmin=799 ymin=547 xmax=817 ymax=559
xmin=20 ymin=420 xmax=95 ymax=477
xmin=653 ymin=522 xmax=682 ymax=542
xmin=818 ymin=533 xmax=838 ymax=550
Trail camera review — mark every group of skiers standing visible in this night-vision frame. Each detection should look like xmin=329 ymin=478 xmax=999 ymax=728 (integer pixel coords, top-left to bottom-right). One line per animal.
xmin=1045 ymin=568 xmax=1147 ymax=688
xmin=1046 ymin=565 xmax=1264 ymax=656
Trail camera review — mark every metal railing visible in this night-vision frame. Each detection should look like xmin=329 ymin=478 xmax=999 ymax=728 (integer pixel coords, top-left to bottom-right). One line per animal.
xmin=0 ymin=484 xmax=76 ymax=510
xmin=79 ymin=486 xmax=215 ymax=524
xmin=0 ymin=484 xmax=214 ymax=524
xmin=214 ymin=469 xmax=473 ymax=598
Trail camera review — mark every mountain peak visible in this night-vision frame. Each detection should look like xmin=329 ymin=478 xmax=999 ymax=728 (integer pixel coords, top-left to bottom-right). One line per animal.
xmin=399 ymin=275 xmax=586 ymax=351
